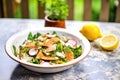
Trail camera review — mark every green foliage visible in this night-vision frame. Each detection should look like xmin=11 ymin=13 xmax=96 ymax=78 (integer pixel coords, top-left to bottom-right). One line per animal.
xmin=91 ymin=0 xmax=101 ymax=21
xmin=39 ymin=0 xmax=69 ymax=20
xmin=109 ymin=0 xmax=116 ymax=22
xmin=74 ymin=0 xmax=84 ymax=20
xmin=29 ymin=0 xmax=38 ymax=18
xmin=14 ymin=0 xmax=116 ymax=22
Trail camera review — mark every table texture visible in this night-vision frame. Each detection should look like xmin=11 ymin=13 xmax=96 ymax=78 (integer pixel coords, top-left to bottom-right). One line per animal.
xmin=1 ymin=18 xmax=120 ymax=80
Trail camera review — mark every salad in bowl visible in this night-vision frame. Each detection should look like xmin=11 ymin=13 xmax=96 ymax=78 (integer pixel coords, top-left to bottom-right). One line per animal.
xmin=5 ymin=27 xmax=91 ymax=73
xmin=13 ymin=31 xmax=82 ymax=65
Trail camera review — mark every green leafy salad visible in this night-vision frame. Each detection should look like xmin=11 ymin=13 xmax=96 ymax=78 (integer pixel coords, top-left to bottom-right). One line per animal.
xmin=13 ymin=31 xmax=82 ymax=65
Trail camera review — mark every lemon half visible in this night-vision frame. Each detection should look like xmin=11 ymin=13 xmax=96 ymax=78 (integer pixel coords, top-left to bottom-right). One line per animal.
xmin=100 ymin=34 xmax=119 ymax=50
xmin=80 ymin=23 xmax=102 ymax=41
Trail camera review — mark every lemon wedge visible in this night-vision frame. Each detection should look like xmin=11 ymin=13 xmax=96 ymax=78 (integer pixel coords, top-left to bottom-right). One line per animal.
xmin=100 ymin=34 xmax=119 ymax=50
xmin=80 ymin=23 xmax=102 ymax=41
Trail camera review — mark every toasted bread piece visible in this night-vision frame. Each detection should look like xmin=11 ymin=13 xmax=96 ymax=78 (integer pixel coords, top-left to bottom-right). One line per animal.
xmin=65 ymin=50 xmax=74 ymax=61
xmin=36 ymin=50 xmax=58 ymax=60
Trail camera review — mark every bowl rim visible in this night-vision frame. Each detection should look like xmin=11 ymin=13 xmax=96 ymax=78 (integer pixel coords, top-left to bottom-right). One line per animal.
xmin=5 ymin=27 xmax=91 ymax=68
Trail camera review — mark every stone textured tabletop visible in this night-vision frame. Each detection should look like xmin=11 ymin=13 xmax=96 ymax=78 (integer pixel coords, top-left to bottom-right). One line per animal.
xmin=0 ymin=18 xmax=120 ymax=80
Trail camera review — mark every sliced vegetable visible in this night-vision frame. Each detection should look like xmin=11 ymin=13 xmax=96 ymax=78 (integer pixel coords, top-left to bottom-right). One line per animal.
xmin=29 ymin=48 xmax=38 ymax=56
xmin=65 ymin=38 xmax=77 ymax=47
xmin=40 ymin=61 xmax=51 ymax=65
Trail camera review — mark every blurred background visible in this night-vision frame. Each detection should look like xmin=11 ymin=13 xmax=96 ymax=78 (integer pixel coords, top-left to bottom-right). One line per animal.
xmin=0 ymin=0 xmax=119 ymax=22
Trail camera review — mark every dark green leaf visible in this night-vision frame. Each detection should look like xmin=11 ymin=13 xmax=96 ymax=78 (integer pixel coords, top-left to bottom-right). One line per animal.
xmin=27 ymin=32 xmax=33 ymax=41
xmin=52 ymin=31 xmax=57 ymax=35
xmin=33 ymin=32 xmax=41 ymax=39
xmin=32 ymin=58 xmax=41 ymax=64
xmin=12 ymin=45 xmax=18 ymax=57
xmin=72 ymin=45 xmax=82 ymax=58
xmin=64 ymin=46 xmax=71 ymax=53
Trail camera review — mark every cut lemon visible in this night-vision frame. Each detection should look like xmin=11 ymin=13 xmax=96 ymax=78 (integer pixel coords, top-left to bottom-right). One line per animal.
xmin=100 ymin=34 xmax=119 ymax=50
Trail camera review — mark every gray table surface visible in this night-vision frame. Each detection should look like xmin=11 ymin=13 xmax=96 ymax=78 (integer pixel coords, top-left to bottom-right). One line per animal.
xmin=1 ymin=18 xmax=120 ymax=80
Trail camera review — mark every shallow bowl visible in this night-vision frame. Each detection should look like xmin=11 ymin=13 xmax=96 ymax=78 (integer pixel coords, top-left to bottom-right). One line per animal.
xmin=5 ymin=27 xmax=91 ymax=73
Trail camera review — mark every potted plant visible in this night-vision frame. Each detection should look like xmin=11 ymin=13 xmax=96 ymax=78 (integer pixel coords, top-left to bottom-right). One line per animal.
xmin=40 ymin=0 xmax=69 ymax=28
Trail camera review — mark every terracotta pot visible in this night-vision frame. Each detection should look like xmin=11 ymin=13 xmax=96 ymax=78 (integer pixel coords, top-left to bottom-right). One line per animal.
xmin=45 ymin=16 xmax=66 ymax=28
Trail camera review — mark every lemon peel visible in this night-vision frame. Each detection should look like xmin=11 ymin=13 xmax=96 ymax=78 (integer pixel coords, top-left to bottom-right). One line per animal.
xmin=80 ymin=23 xmax=102 ymax=41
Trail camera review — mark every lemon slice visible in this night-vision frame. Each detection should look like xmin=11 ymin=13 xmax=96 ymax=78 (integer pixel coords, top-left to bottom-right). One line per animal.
xmin=100 ymin=34 xmax=119 ymax=50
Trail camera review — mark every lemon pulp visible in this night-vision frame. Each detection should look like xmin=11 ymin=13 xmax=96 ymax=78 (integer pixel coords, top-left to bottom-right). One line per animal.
xmin=100 ymin=34 xmax=119 ymax=50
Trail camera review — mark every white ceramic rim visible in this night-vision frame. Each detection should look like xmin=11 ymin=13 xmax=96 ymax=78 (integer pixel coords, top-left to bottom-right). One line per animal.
xmin=5 ymin=27 xmax=91 ymax=68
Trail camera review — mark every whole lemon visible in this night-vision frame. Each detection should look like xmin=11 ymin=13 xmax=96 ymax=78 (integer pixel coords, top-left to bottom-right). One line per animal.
xmin=80 ymin=23 xmax=102 ymax=41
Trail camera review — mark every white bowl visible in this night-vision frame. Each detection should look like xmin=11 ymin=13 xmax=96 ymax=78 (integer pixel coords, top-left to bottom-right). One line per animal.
xmin=5 ymin=27 xmax=91 ymax=73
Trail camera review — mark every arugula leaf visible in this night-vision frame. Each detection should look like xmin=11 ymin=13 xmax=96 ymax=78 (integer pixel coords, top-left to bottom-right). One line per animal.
xmin=59 ymin=58 xmax=68 ymax=62
xmin=52 ymin=31 xmax=57 ymax=35
xmin=33 ymin=32 xmax=41 ymax=39
xmin=64 ymin=46 xmax=71 ymax=53
xmin=72 ymin=45 xmax=82 ymax=58
xmin=32 ymin=58 xmax=41 ymax=64
xmin=50 ymin=51 xmax=57 ymax=57
xmin=27 ymin=32 xmax=33 ymax=41
xmin=19 ymin=45 xmax=23 ymax=50
xmin=12 ymin=45 xmax=18 ymax=57
xmin=56 ymin=42 xmax=62 ymax=52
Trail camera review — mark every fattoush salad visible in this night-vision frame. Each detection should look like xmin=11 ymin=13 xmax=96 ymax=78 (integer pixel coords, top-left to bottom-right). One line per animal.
xmin=13 ymin=31 xmax=82 ymax=65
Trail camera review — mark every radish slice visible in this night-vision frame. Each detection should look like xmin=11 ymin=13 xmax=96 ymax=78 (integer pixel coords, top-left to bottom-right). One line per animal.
xmin=29 ymin=48 xmax=38 ymax=56
xmin=40 ymin=61 xmax=50 ymax=65
xmin=65 ymin=38 xmax=77 ymax=47
xmin=46 ymin=34 xmax=56 ymax=38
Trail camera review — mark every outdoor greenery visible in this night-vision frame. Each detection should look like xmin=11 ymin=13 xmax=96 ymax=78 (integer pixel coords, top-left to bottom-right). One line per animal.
xmin=14 ymin=0 xmax=116 ymax=22
xmin=39 ymin=0 xmax=69 ymax=20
